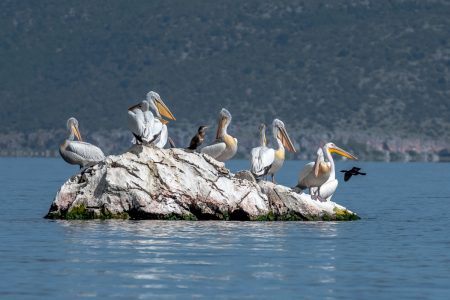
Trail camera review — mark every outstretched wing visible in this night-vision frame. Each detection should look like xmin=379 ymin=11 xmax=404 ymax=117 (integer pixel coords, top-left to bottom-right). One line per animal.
xmin=344 ymin=172 xmax=351 ymax=181
xmin=250 ymin=146 xmax=275 ymax=176
xmin=201 ymin=141 xmax=226 ymax=159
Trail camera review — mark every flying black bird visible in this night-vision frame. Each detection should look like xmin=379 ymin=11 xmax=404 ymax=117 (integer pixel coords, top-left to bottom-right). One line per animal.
xmin=187 ymin=125 xmax=208 ymax=151
xmin=340 ymin=167 xmax=366 ymax=182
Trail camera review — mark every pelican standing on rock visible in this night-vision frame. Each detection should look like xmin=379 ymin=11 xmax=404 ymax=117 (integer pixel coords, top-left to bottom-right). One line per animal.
xmin=59 ymin=117 xmax=105 ymax=169
xmin=146 ymin=91 xmax=176 ymax=148
xmin=250 ymin=123 xmax=271 ymax=179
xmin=127 ymin=91 xmax=176 ymax=147
xmin=252 ymin=119 xmax=296 ymax=183
xmin=127 ymin=100 xmax=154 ymax=144
xmin=297 ymin=142 xmax=357 ymax=201
xmin=201 ymin=108 xmax=237 ymax=162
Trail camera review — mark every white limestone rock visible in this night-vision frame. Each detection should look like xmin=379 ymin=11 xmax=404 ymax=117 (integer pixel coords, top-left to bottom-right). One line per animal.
xmin=45 ymin=145 xmax=359 ymax=221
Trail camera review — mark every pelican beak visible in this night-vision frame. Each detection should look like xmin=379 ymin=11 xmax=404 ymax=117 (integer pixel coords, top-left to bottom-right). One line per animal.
xmin=158 ymin=118 xmax=170 ymax=125
xmin=216 ymin=117 xmax=226 ymax=139
xmin=155 ymin=98 xmax=176 ymax=121
xmin=128 ymin=103 xmax=140 ymax=111
xmin=314 ymin=155 xmax=321 ymax=177
xmin=71 ymin=125 xmax=82 ymax=141
xmin=277 ymin=127 xmax=296 ymax=153
xmin=329 ymin=145 xmax=358 ymax=160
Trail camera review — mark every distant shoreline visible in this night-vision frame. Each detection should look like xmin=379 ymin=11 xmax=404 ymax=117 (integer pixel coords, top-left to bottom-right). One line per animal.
xmin=0 ymin=151 xmax=448 ymax=163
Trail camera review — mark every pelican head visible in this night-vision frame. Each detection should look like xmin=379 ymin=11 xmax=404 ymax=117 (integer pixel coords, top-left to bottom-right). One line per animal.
xmin=216 ymin=108 xmax=232 ymax=139
xmin=146 ymin=91 xmax=176 ymax=121
xmin=272 ymin=119 xmax=296 ymax=153
xmin=128 ymin=100 xmax=149 ymax=112
xmin=66 ymin=117 xmax=82 ymax=141
xmin=324 ymin=142 xmax=358 ymax=160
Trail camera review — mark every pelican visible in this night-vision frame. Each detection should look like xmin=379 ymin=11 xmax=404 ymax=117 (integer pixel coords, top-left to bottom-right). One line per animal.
xmin=59 ymin=117 xmax=105 ymax=169
xmin=297 ymin=142 xmax=357 ymax=201
xmin=252 ymin=119 xmax=296 ymax=183
xmin=127 ymin=91 xmax=176 ymax=147
xmin=127 ymin=100 xmax=155 ymax=144
xmin=146 ymin=91 xmax=176 ymax=148
xmin=201 ymin=108 xmax=237 ymax=162
xmin=187 ymin=125 xmax=208 ymax=151
xmin=250 ymin=123 xmax=272 ymax=179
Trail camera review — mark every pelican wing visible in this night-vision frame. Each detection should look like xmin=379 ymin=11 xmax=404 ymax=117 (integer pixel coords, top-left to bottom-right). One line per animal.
xmin=251 ymin=146 xmax=275 ymax=176
xmin=143 ymin=110 xmax=154 ymax=124
xmin=154 ymin=125 xmax=168 ymax=148
xmin=201 ymin=141 xmax=226 ymax=159
xmin=147 ymin=118 xmax=163 ymax=144
xmin=128 ymin=109 xmax=145 ymax=138
xmin=66 ymin=141 xmax=105 ymax=162
xmin=297 ymin=162 xmax=315 ymax=188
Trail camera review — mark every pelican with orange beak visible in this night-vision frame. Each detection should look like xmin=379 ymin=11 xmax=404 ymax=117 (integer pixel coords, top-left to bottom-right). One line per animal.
xmin=297 ymin=142 xmax=357 ymax=201
xmin=127 ymin=91 xmax=176 ymax=147
xmin=59 ymin=117 xmax=105 ymax=169
xmin=265 ymin=119 xmax=297 ymax=183
xmin=146 ymin=91 xmax=176 ymax=148
xmin=201 ymin=108 xmax=237 ymax=162
xmin=251 ymin=119 xmax=296 ymax=183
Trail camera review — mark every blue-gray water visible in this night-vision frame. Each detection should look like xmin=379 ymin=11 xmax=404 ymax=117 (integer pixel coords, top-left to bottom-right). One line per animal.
xmin=1 ymin=158 xmax=449 ymax=299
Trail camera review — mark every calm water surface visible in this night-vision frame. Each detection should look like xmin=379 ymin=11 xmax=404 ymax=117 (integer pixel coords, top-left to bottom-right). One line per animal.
xmin=0 ymin=158 xmax=449 ymax=299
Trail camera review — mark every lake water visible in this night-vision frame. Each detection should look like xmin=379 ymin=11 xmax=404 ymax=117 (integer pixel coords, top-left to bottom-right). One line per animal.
xmin=0 ymin=158 xmax=449 ymax=299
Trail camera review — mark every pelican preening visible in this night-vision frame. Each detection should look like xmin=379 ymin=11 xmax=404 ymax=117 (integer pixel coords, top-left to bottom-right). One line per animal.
xmin=297 ymin=143 xmax=357 ymax=201
xmin=201 ymin=108 xmax=238 ymax=162
xmin=187 ymin=125 xmax=208 ymax=151
xmin=127 ymin=91 xmax=176 ymax=148
xmin=250 ymin=119 xmax=296 ymax=183
xmin=59 ymin=117 xmax=105 ymax=169
xmin=250 ymin=123 xmax=271 ymax=177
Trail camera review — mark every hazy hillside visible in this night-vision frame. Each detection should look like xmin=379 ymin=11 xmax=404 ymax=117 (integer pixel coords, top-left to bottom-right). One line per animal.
xmin=1 ymin=0 xmax=450 ymax=160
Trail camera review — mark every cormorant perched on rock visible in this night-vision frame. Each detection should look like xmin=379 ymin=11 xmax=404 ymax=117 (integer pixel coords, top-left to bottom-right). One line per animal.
xmin=187 ymin=126 xmax=208 ymax=151
xmin=340 ymin=167 xmax=366 ymax=182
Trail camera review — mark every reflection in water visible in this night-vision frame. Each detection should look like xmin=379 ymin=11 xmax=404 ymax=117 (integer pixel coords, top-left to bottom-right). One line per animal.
xmin=53 ymin=220 xmax=340 ymax=299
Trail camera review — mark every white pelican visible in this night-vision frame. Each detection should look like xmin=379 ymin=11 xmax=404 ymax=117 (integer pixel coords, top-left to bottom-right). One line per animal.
xmin=250 ymin=123 xmax=271 ymax=179
xmin=201 ymin=108 xmax=237 ymax=162
xmin=59 ymin=117 xmax=105 ymax=169
xmin=127 ymin=100 xmax=155 ymax=144
xmin=252 ymin=119 xmax=296 ymax=183
xmin=127 ymin=91 xmax=176 ymax=147
xmin=297 ymin=142 xmax=357 ymax=201
xmin=146 ymin=91 xmax=176 ymax=148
